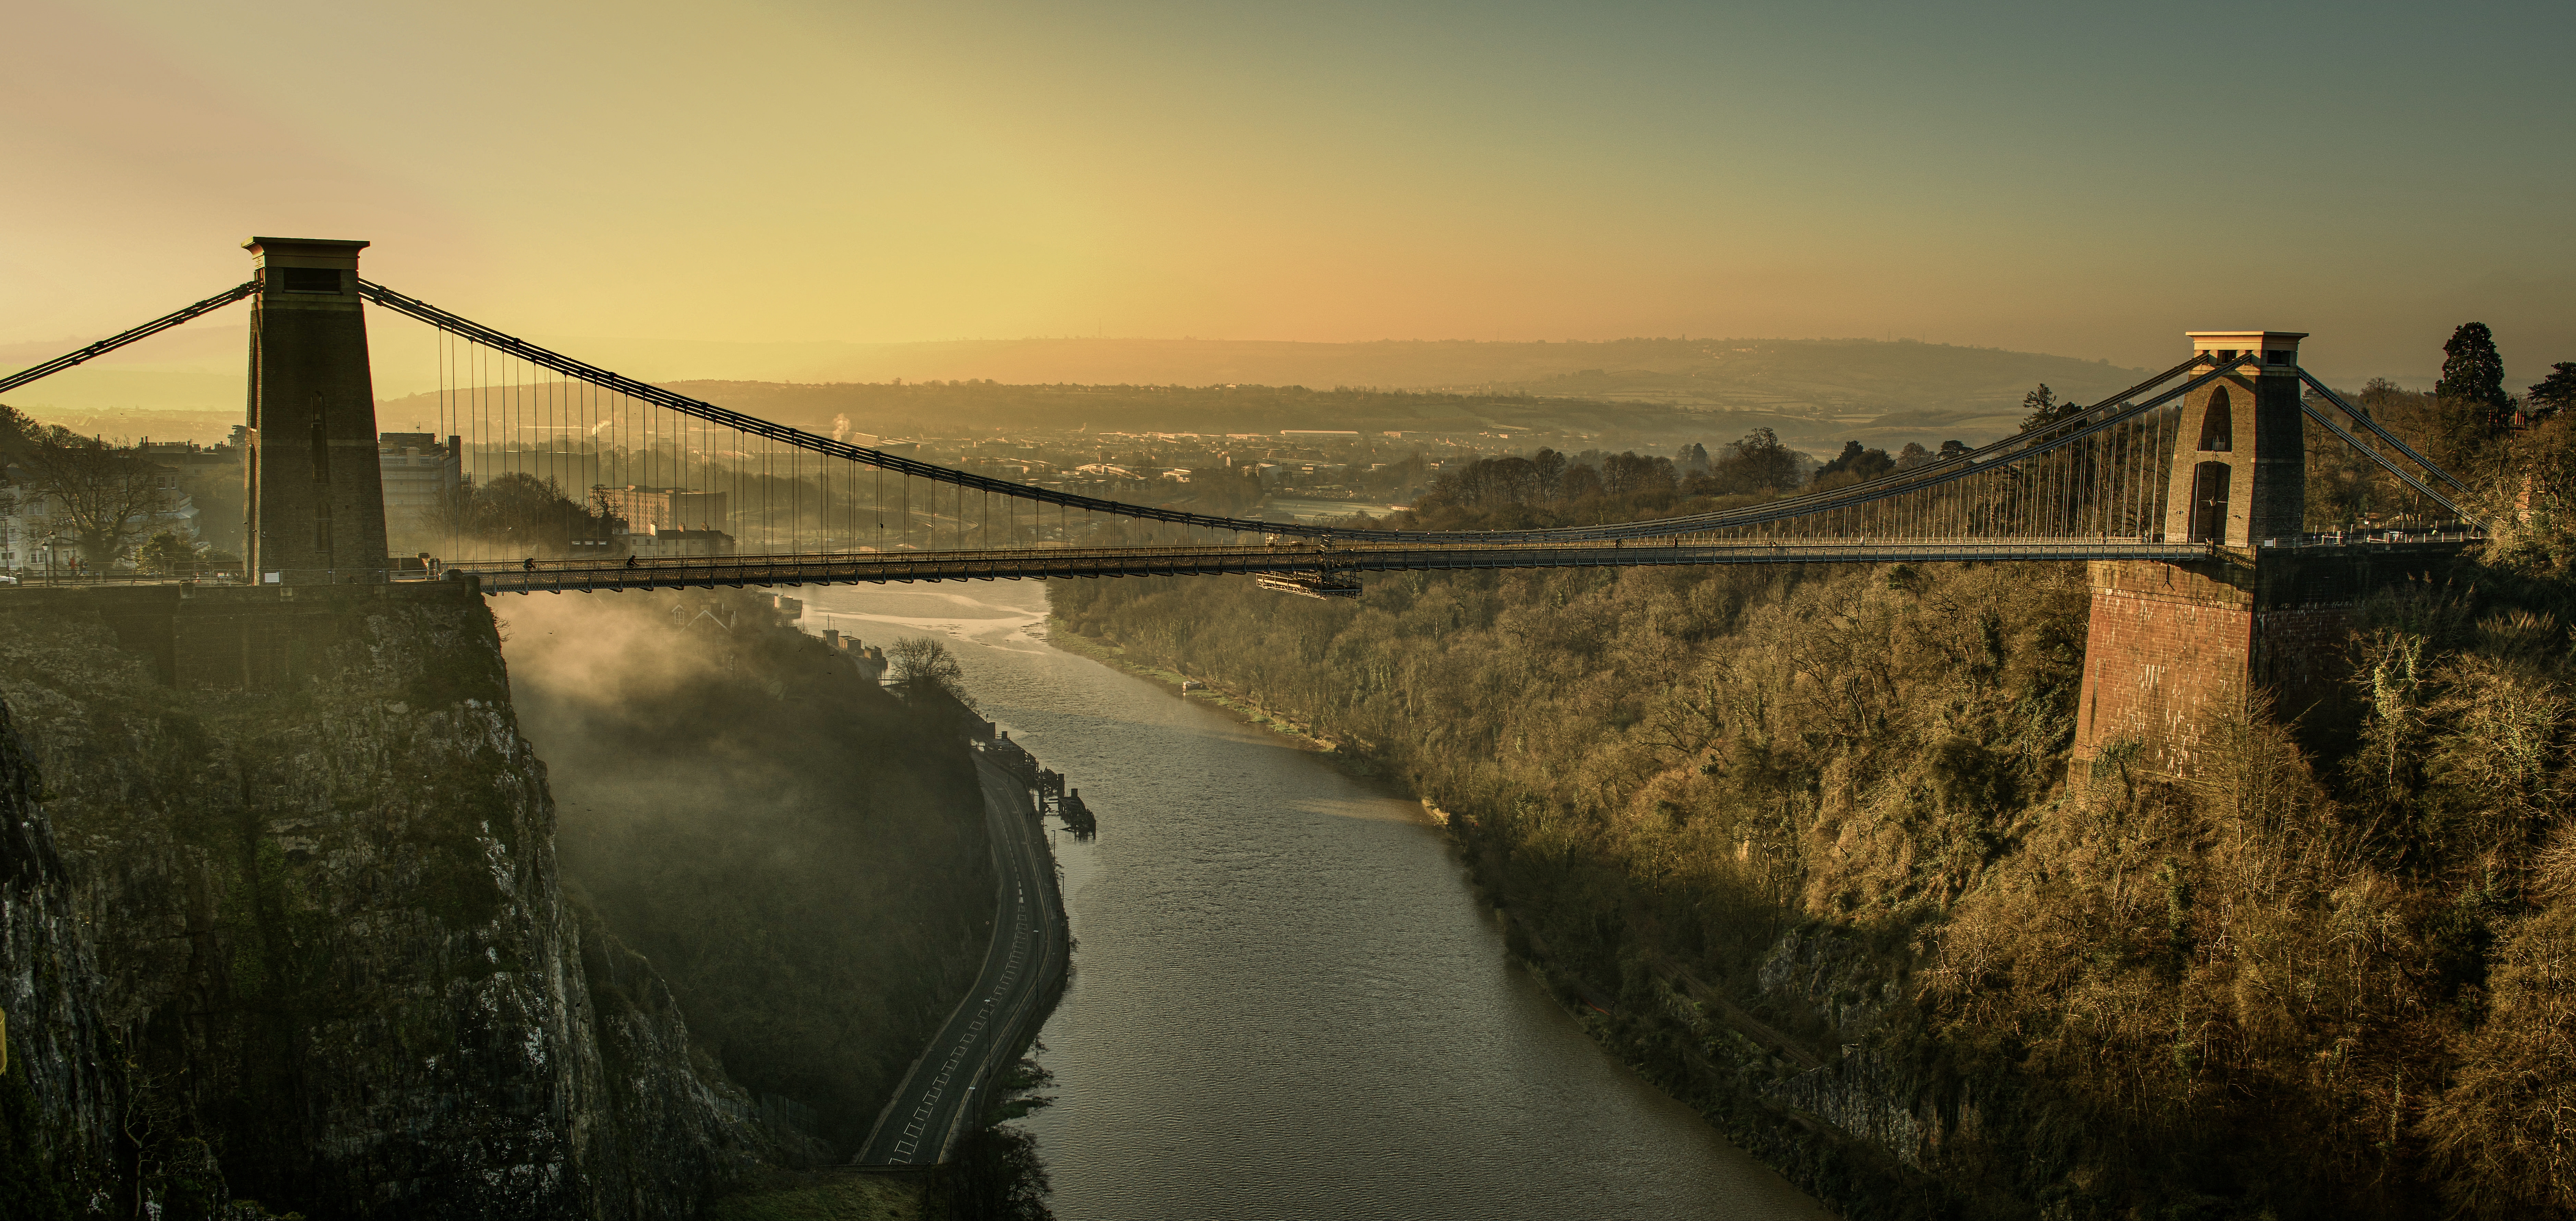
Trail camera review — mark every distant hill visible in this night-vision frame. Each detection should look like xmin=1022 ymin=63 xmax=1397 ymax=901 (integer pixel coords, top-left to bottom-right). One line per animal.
xmin=476 ymin=334 xmax=2148 ymax=449
xmin=377 ymin=381 xmax=1748 ymax=450
xmin=11 ymin=330 xmax=2155 ymax=453
xmin=376 ymin=337 xmax=2150 ymax=453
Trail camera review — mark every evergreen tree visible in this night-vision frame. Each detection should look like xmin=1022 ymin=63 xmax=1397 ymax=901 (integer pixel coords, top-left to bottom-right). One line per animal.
xmin=2021 ymin=383 xmax=2083 ymax=432
xmin=2438 ymin=322 xmax=2512 ymax=430
xmin=2529 ymin=362 xmax=2576 ymax=416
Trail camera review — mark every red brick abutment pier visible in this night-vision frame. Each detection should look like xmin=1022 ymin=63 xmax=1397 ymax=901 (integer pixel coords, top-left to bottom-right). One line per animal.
xmin=2070 ymin=541 xmax=2471 ymax=787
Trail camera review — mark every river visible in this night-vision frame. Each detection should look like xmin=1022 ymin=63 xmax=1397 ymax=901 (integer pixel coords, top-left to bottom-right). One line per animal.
xmin=800 ymin=581 xmax=1831 ymax=1221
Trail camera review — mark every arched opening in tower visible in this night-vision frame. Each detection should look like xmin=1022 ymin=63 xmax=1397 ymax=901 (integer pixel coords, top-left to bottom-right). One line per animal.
xmin=2189 ymin=461 xmax=2231 ymax=541
xmin=2196 ymin=386 xmax=2234 ymax=451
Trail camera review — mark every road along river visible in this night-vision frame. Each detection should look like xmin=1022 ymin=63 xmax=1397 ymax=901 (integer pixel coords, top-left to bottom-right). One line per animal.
xmin=801 ymin=580 xmax=1829 ymax=1221
xmin=856 ymin=753 xmax=1063 ymax=1166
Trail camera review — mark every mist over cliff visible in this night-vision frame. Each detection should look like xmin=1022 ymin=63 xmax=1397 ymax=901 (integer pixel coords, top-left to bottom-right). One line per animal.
xmin=500 ymin=589 xmax=995 ymax=1155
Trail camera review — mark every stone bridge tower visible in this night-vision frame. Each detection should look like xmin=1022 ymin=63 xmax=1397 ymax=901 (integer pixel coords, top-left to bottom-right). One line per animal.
xmin=242 ymin=237 xmax=389 ymax=582
xmin=2161 ymin=332 xmax=2309 ymax=547
xmin=2069 ymin=331 xmax=2453 ymax=787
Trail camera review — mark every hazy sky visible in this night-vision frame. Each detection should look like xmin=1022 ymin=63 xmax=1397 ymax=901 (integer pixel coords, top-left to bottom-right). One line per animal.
xmin=5 ymin=0 xmax=2571 ymax=383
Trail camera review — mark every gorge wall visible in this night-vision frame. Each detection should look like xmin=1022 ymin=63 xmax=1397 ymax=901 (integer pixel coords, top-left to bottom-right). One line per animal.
xmin=0 ymin=583 xmax=772 ymax=1218
xmin=0 ymin=696 xmax=118 ymax=1214
xmin=498 ymin=588 xmax=996 ymax=1156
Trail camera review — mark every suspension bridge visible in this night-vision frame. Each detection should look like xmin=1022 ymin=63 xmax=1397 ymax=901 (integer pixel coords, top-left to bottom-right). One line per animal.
xmin=0 ymin=237 xmax=2496 ymax=785
xmin=0 ymin=237 xmax=2482 ymax=601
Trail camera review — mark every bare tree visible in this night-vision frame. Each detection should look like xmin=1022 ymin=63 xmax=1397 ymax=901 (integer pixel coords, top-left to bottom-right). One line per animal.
xmin=887 ymin=636 xmax=979 ymax=713
xmin=12 ymin=423 xmax=172 ymax=568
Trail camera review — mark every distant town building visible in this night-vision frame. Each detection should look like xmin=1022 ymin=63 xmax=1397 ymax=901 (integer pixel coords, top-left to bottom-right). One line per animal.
xmin=378 ymin=433 xmax=461 ymax=522
xmin=0 ymin=465 xmax=56 ymax=573
xmin=844 ymin=434 xmax=919 ymax=457
xmin=818 ymin=628 xmax=891 ymax=682
xmin=590 ymin=485 xmax=730 ymax=533
xmin=138 ymin=438 xmax=242 ymax=478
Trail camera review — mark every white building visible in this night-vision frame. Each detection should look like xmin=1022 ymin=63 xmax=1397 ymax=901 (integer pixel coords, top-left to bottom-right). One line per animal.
xmin=0 ymin=462 xmax=197 ymax=574
xmin=380 ymin=433 xmax=462 ymax=523
xmin=0 ymin=468 xmax=54 ymax=573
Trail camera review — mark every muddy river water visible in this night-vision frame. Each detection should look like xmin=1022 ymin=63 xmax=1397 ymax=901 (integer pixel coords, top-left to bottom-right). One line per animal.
xmin=799 ymin=581 xmax=1829 ymax=1221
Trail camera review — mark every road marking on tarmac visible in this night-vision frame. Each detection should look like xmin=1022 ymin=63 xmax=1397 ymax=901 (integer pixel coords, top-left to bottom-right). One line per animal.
xmin=875 ymin=761 xmax=1059 ymax=1168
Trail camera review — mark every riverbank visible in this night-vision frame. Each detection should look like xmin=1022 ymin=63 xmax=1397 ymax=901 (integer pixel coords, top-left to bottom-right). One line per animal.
xmin=974 ymin=749 xmax=1075 ymax=1132
xmin=1039 ymin=622 xmax=1352 ymax=762
xmin=706 ymin=1167 xmax=940 ymax=1220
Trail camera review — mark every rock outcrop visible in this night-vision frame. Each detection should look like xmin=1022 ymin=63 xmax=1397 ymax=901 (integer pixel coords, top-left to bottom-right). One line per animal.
xmin=0 ymin=696 xmax=119 ymax=1214
xmin=0 ymin=584 xmax=763 ymax=1218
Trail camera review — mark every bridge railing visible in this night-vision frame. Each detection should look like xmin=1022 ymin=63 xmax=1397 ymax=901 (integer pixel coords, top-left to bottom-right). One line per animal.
xmin=0 ymin=567 xmax=455 ymax=589
xmin=0 ymin=533 xmax=2489 ymax=598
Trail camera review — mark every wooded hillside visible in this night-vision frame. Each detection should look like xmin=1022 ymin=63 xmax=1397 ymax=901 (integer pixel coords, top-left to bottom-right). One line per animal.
xmin=1050 ymin=470 xmax=2576 ymax=1218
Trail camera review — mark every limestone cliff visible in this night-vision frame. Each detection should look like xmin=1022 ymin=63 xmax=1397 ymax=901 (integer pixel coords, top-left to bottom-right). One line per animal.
xmin=0 ymin=697 xmax=119 ymax=1214
xmin=0 ymin=584 xmax=764 ymax=1218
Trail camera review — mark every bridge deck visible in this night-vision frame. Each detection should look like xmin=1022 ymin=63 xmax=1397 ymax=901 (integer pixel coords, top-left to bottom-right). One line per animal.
xmin=0 ymin=538 xmax=2475 ymax=596
xmin=443 ymin=537 xmax=2420 ymax=594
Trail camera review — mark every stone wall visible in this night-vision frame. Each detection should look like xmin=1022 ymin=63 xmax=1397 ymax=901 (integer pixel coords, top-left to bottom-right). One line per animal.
xmin=7 ymin=581 xmax=475 ymax=692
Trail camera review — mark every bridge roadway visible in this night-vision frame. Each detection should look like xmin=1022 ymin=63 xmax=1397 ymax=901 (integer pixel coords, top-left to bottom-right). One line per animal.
xmin=454 ymin=536 xmax=2227 ymax=593
xmin=857 ymin=749 xmax=1065 ymax=1165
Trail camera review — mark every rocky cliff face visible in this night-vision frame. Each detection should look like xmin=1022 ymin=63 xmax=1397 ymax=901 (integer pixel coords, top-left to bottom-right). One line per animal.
xmin=0 ymin=585 xmax=765 ymax=1218
xmin=0 ymin=697 xmax=119 ymax=1215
